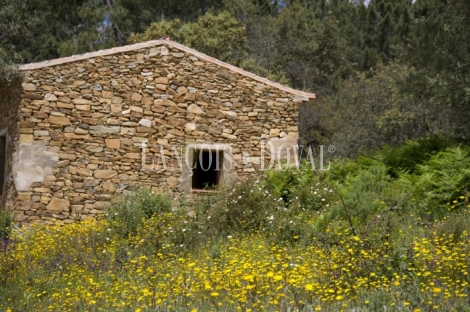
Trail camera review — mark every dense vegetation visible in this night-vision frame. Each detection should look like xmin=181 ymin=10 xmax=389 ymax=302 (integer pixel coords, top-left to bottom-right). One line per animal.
xmin=1 ymin=138 xmax=469 ymax=311
xmin=1 ymin=0 xmax=469 ymax=153
xmin=1 ymin=1 xmax=469 ymax=310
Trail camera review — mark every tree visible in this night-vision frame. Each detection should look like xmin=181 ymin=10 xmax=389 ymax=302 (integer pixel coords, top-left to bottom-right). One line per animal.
xmin=301 ymin=63 xmax=433 ymax=157
xmin=359 ymin=0 xmax=414 ymax=69
xmin=109 ymin=0 xmax=225 ymax=45
xmin=407 ymin=0 xmax=470 ymax=140
xmin=0 ymin=0 xmax=36 ymax=84
xmin=9 ymin=0 xmax=226 ymax=63
xmin=273 ymin=3 xmax=349 ymax=92
xmin=9 ymin=0 xmax=113 ymax=62
xmin=129 ymin=11 xmax=247 ymax=65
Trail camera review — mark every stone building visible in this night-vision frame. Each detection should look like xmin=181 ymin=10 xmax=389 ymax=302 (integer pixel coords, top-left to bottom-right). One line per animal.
xmin=0 ymin=39 xmax=315 ymax=224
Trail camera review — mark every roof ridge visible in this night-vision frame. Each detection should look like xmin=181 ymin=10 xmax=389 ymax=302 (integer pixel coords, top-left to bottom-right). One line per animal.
xmin=19 ymin=39 xmax=315 ymax=101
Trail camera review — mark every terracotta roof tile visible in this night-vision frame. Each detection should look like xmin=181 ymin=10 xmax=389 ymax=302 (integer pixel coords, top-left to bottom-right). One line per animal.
xmin=20 ymin=39 xmax=315 ymax=101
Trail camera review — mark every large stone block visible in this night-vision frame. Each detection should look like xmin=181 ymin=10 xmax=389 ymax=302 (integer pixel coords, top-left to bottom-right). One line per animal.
xmin=73 ymin=98 xmax=90 ymax=105
xmin=138 ymin=118 xmax=152 ymax=127
xmin=94 ymin=201 xmax=112 ymax=209
xmin=19 ymin=134 xmax=34 ymax=143
xmin=151 ymin=106 xmax=166 ymax=113
xmin=154 ymin=99 xmax=176 ymax=107
xmin=136 ymin=126 xmax=157 ymax=133
xmin=44 ymin=93 xmax=58 ymax=101
xmin=101 ymin=180 xmax=116 ymax=193
xmin=64 ymin=133 xmax=90 ymax=140
xmin=90 ymin=125 xmax=120 ymax=134
xmin=187 ymin=104 xmax=203 ymax=114
xmin=132 ymin=92 xmax=143 ymax=102
xmin=155 ymin=77 xmax=168 ymax=84
xmin=105 ymin=139 xmax=120 ymax=149
xmin=22 ymin=83 xmax=36 ymax=91
xmin=94 ymin=170 xmax=118 ymax=179
xmin=76 ymin=104 xmax=90 ymax=111
xmin=50 ymin=116 xmax=71 ymax=126
xmin=47 ymin=197 xmax=70 ymax=212
xmin=123 ymin=153 xmax=141 ymax=159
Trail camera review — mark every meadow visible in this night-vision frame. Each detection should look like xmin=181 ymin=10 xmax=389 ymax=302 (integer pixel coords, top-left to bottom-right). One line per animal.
xmin=1 ymin=137 xmax=469 ymax=311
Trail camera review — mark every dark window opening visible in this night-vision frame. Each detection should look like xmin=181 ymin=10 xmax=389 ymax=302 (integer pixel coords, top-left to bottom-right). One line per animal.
xmin=192 ymin=150 xmax=223 ymax=190
xmin=0 ymin=135 xmax=6 ymax=196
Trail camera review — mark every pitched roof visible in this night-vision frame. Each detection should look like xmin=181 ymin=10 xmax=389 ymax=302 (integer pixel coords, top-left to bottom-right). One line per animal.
xmin=20 ymin=39 xmax=315 ymax=102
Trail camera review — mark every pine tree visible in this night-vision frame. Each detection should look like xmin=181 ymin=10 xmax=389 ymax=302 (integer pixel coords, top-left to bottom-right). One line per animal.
xmin=359 ymin=0 xmax=414 ymax=69
xmin=407 ymin=0 xmax=470 ymax=140
xmin=9 ymin=0 xmax=227 ymax=63
xmin=11 ymin=0 xmax=112 ymax=62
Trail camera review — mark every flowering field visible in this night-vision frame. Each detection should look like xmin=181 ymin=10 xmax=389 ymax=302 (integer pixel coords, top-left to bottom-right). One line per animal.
xmin=1 ymin=141 xmax=470 ymax=311
xmin=0 ymin=213 xmax=469 ymax=311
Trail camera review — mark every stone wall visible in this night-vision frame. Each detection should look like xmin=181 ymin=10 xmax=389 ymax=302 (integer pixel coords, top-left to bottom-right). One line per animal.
xmin=13 ymin=42 xmax=303 ymax=224
xmin=0 ymin=80 xmax=21 ymax=211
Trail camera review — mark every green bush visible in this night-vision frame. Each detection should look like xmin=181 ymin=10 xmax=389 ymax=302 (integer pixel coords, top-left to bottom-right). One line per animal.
xmin=107 ymin=189 xmax=173 ymax=238
xmin=0 ymin=208 xmax=13 ymax=240
xmin=194 ymin=175 xmax=283 ymax=238
xmin=406 ymin=146 xmax=470 ymax=217
xmin=325 ymin=154 xmax=382 ymax=184
xmin=264 ymin=167 xmax=299 ymax=204
xmin=325 ymin=161 xmax=396 ymax=226
xmin=314 ymin=142 xmax=470 ymax=232
xmin=264 ymin=162 xmax=337 ymax=211
xmin=381 ymin=134 xmax=455 ymax=175
xmin=312 ymin=161 xmax=400 ymax=238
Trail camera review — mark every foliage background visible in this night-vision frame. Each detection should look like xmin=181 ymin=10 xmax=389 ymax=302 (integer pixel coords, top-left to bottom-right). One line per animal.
xmin=2 ymin=0 xmax=468 ymax=154
xmin=1 ymin=1 xmax=469 ymax=309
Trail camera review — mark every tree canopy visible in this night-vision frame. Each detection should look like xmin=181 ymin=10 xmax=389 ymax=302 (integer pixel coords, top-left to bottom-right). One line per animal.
xmin=0 ymin=0 xmax=36 ymax=84
xmin=0 ymin=0 xmax=468 ymax=155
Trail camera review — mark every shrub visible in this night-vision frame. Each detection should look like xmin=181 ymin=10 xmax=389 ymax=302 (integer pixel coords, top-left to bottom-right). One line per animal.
xmin=381 ymin=134 xmax=455 ymax=176
xmin=264 ymin=167 xmax=299 ymax=204
xmin=194 ymin=175 xmax=283 ymax=238
xmin=0 ymin=208 xmax=13 ymax=240
xmin=325 ymin=154 xmax=381 ymax=184
xmin=107 ymin=188 xmax=173 ymax=238
xmin=328 ymin=162 xmax=395 ymax=226
xmin=315 ymin=143 xmax=470 ymax=233
xmin=264 ymin=162 xmax=337 ymax=212
xmin=406 ymin=146 xmax=470 ymax=218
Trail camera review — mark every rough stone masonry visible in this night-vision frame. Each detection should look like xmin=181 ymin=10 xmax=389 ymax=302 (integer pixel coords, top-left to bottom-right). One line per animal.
xmin=0 ymin=39 xmax=315 ymax=225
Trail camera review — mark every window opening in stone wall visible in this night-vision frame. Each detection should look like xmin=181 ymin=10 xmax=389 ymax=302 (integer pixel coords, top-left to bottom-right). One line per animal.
xmin=192 ymin=149 xmax=223 ymax=191
xmin=0 ymin=133 xmax=6 ymax=196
